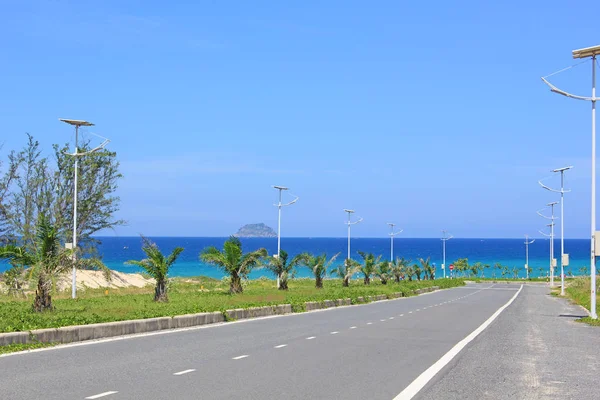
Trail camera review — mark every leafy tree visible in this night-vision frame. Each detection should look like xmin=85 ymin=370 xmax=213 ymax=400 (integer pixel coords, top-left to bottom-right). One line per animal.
xmin=2 ymin=134 xmax=123 ymax=254
xmin=358 ymin=251 xmax=380 ymax=285
xmin=501 ymin=265 xmax=510 ymax=278
xmin=375 ymin=260 xmax=392 ymax=284
xmin=404 ymin=263 xmax=415 ymax=281
xmin=2 ymin=264 xmax=26 ymax=297
xmin=579 ymin=266 xmax=588 ymax=276
xmin=200 ymin=237 xmax=267 ymax=293
xmin=567 ymin=268 xmax=573 ymax=277
xmin=453 ymin=258 xmax=469 ymax=278
xmin=265 ymin=250 xmax=303 ymax=290
xmin=331 ymin=258 xmax=360 ymax=287
xmin=526 ymin=265 xmax=533 ymax=279
xmin=392 ymin=257 xmax=411 ymax=283
xmin=297 ymin=252 xmax=340 ymax=288
xmin=0 ymin=217 xmax=91 ymax=311
xmin=481 ymin=264 xmax=491 ymax=278
xmin=512 ymin=266 xmax=519 ymax=279
xmin=470 ymin=262 xmax=483 ymax=278
xmin=126 ymin=237 xmax=183 ymax=302
xmin=539 ymin=266 xmax=545 ymax=278
xmin=419 ymin=257 xmax=434 ymax=280
xmin=493 ymin=262 xmax=502 ymax=278
xmin=413 ymin=263 xmax=422 ymax=281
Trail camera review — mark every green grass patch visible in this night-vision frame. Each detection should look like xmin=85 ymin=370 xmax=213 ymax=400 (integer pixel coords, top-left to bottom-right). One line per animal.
xmin=0 ymin=277 xmax=464 ymax=333
xmin=0 ymin=341 xmax=57 ymax=355
xmin=561 ymin=277 xmax=600 ymax=326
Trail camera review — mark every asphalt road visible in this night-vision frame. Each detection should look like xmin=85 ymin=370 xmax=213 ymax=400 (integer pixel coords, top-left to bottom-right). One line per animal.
xmin=0 ymin=283 xmax=568 ymax=400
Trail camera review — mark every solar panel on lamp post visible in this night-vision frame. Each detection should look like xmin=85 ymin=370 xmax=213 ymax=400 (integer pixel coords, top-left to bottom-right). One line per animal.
xmin=59 ymin=119 xmax=109 ymax=299
xmin=272 ymin=185 xmax=298 ymax=289
xmin=542 ymin=44 xmax=599 ymax=318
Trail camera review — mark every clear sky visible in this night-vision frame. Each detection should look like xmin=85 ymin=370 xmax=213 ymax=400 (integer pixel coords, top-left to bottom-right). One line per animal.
xmin=1 ymin=0 xmax=599 ymax=238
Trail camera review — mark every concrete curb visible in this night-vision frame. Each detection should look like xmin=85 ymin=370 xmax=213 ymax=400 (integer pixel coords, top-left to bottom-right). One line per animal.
xmin=0 ymin=285 xmax=443 ymax=347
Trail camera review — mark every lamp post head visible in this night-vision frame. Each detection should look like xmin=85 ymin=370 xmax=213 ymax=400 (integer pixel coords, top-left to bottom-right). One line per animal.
xmin=547 ymin=201 xmax=559 ymax=207
xmin=553 ymin=166 xmax=573 ymax=173
xmin=344 ymin=209 xmax=355 ymax=214
xmin=572 ymin=45 xmax=600 ymax=59
xmin=59 ymin=119 xmax=94 ymax=127
xmin=273 ymin=185 xmax=288 ymax=191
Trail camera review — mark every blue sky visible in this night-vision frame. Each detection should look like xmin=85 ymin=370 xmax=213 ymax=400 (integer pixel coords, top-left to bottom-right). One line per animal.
xmin=1 ymin=0 xmax=599 ymax=238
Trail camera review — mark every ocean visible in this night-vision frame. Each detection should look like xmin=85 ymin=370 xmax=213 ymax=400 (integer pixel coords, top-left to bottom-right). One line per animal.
xmin=1 ymin=237 xmax=586 ymax=279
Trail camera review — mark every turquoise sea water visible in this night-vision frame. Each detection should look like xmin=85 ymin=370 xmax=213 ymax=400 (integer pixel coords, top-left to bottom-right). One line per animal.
xmin=1 ymin=237 xmax=585 ymax=280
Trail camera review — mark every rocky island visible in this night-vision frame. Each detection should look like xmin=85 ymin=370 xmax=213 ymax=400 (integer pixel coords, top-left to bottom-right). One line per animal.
xmin=233 ymin=223 xmax=277 ymax=238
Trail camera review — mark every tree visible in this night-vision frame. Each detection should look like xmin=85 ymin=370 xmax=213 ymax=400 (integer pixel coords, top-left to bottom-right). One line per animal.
xmin=126 ymin=237 xmax=183 ymax=302
xmin=481 ymin=264 xmax=490 ymax=278
xmin=297 ymin=252 xmax=340 ymax=288
xmin=512 ymin=266 xmax=519 ymax=279
xmin=470 ymin=262 xmax=483 ymax=278
xmin=419 ymin=257 xmax=434 ymax=280
xmin=0 ymin=217 xmax=77 ymax=311
xmin=493 ymin=262 xmax=502 ymax=278
xmin=501 ymin=265 xmax=509 ymax=278
xmin=200 ymin=237 xmax=267 ymax=293
xmin=392 ymin=257 xmax=411 ymax=283
xmin=375 ymin=260 xmax=392 ymax=284
xmin=413 ymin=263 xmax=422 ymax=281
xmin=453 ymin=258 xmax=469 ymax=278
xmin=358 ymin=251 xmax=380 ymax=285
xmin=0 ymin=144 xmax=18 ymax=241
xmin=265 ymin=250 xmax=303 ymax=290
xmin=404 ymin=263 xmax=415 ymax=281
xmin=2 ymin=134 xmax=123 ymax=254
xmin=331 ymin=258 xmax=359 ymax=287
xmin=539 ymin=266 xmax=545 ymax=278
xmin=579 ymin=266 xmax=587 ymax=276
xmin=527 ymin=266 xmax=533 ymax=279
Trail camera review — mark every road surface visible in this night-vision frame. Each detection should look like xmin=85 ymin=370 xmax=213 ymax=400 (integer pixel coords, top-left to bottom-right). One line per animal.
xmin=1 ymin=283 xmax=597 ymax=399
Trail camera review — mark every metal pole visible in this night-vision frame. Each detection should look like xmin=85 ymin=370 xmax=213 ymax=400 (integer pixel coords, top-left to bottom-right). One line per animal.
xmin=592 ymin=55 xmax=598 ymax=319
xmin=390 ymin=224 xmax=394 ymax=262
xmin=560 ymin=172 xmax=565 ymax=295
xmin=525 ymin=235 xmax=529 ymax=280
xmin=347 ymin=212 xmax=351 ymax=261
xmin=550 ymin=204 xmax=555 ymax=287
xmin=442 ymin=232 xmax=446 ymax=279
xmin=72 ymin=125 xmax=78 ymax=299
xmin=276 ymin=188 xmax=282 ymax=289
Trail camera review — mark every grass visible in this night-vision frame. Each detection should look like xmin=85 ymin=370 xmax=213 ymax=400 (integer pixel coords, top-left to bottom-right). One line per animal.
xmin=561 ymin=277 xmax=600 ymax=326
xmin=0 ymin=341 xmax=57 ymax=355
xmin=0 ymin=277 xmax=464 ymax=333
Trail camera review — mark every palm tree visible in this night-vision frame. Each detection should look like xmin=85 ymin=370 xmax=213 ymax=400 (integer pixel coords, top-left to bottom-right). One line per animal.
xmin=481 ymin=264 xmax=490 ymax=278
xmin=358 ymin=251 xmax=380 ymax=285
xmin=126 ymin=237 xmax=183 ymax=302
xmin=297 ymin=252 xmax=340 ymax=288
xmin=200 ymin=236 xmax=267 ymax=294
xmin=0 ymin=218 xmax=75 ymax=311
xmin=331 ymin=258 xmax=359 ymax=287
xmin=392 ymin=257 xmax=410 ymax=283
xmin=405 ymin=263 xmax=415 ymax=281
xmin=419 ymin=257 xmax=434 ymax=280
xmin=375 ymin=260 xmax=392 ymax=284
xmin=493 ymin=262 xmax=502 ymax=278
xmin=413 ymin=263 xmax=422 ymax=281
xmin=265 ymin=250 xmax=303 ymax=290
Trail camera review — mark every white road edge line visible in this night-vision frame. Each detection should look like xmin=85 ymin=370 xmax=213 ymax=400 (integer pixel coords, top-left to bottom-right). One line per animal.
xmin=232 ymin=355 xmax=249 ymax=360
xmin=173 ymin=369 xmax=196 ymax=376
xmin=393 ymin=284 xmax=523 ymax=400
xmin=399 ymin=314 xmax=404 ymax=317
xmin=85 ymin=392 xmax=118 ymax=399
xmin=389 ymin=317 xmax=395 ymax=320
xmin=350 ymin=326 xmax=357 ymax=329
xmin=274 ymin=344 xmax=287 ymax=348
xmin=330 ymin=331 xmax=339 ymax=335
xmin=367 ymin=322 xmax=373 ymax=325
xmin=306 ymin=336 xmax=316 ymax=340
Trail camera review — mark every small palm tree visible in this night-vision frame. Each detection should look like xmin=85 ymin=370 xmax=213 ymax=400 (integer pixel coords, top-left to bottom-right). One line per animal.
xmin=297 ymin=252 xmax=340 ymax=288
xmin=126 ymin=237 xmax=183 ymax=302
xmin=493 ymin=262 xmax=502 ymax=278
xmin=413 ymin=263 xmax=422 ymax=281
xmin=0 ymin=218 xmax=76 ymax=311
xmin=375 ymin=260 xmax=392 ymax=284
xmin=331 ymin=258 xmax=359 ymax=287
xmin=392 ymin=257 xmax=411 ymax=282
xmin=265 ymin=250 xmax=303 ymax=290
xmin=404 ymin=263 xmax=415 ymax=281
xmin=200 ymin=236 xmax=267 ymax=293
xmin=358 ymin=251 xmax=380 ymax=285
xmin=512 ymin=266 xmax=519 ymax=279
xmin=419 ymin=257 xmax=434 ymax=280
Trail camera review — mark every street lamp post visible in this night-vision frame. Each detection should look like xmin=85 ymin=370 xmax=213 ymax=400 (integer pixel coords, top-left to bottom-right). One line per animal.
xmin=344 ymin=209 xmax=362 ymax=262
xmin=441 ymin=230 xmax=453 ymax=279
xmin=540 ymin=167 xmax=573 ymax=295
xmin=538 ymin=202 xmax=558 ymax=287
xmin=59 ymin=119 xmax=109 ymax=299
xmin=272 ymin=185 xmax=298 ymax=288
xmin=542 ymin=44 xmax=599 ymax=317
xmin=524 ymin=235 xmax=535 ymax=280
xmin=387 ymin=223 xmax=403 ymax=262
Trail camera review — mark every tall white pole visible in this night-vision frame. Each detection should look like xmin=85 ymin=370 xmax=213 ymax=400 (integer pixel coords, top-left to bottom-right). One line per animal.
xmin=591 ymin=55 xmax=597 ymax=319
xmin=560 ymin=172 xmax=566 ymax=295
xmin=389 ymin=223 xmax=394 ymax=261
xmin=525 ymin=235 xmax=529 ymax=280
xmin=550 ymin=203 xmax=555 ymax=287
xmin=72 ymin=125 xmax=78 ymax=299
xmin=276 ymin=188 xmax=282 ymax=289
xmin=347 ymin=212 xmax=351 ymax=261
xmin=442 ymin=232 xmax=447 ymax=279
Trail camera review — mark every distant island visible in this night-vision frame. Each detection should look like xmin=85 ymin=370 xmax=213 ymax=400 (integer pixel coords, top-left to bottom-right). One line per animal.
xmin=233 ymin=223 xmax=277 ymax=238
